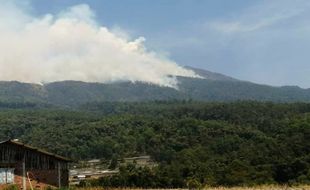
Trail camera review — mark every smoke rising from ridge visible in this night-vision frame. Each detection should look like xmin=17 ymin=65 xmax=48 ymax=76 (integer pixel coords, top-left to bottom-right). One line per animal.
xmin=0 ymin=2 xmax=199 ymax=87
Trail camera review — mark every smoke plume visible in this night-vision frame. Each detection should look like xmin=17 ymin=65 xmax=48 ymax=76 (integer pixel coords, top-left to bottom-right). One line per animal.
xmin=0 ymin=2 xmax=199 ymax=88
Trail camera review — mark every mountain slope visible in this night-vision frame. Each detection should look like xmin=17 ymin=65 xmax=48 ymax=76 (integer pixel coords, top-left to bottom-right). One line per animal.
xmin=185 ymin=66 xmax=238 ymax=81
xmin=0 ymin=81 xmax=47 ymax=102
xmin=178 ymin=77 xmax=310 ymax=102
xmin=44 ymin=81 xmax=185 ymax=106
xmin=0 ymin=67 xmax=309 ymax=107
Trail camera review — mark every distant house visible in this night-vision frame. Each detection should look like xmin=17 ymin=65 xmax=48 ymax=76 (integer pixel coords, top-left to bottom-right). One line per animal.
xmin=0 ymin=140 xmax=72 ymax=189
xmin=121 ymin=156 xmax=156 ymax=167
xmin=69 ymin=170 xmax=118 ymax=185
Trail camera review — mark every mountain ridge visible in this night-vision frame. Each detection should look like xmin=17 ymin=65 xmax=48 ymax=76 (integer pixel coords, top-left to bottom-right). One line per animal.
xmin=184 ymin=66 xmax=239 ymax=82
xmin=0 ymin=67 xmax=310 ymax=107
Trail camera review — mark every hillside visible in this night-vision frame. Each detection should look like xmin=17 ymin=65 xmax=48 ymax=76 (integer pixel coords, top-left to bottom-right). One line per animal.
xmin=0 ymin=67 xmax=310 ymax=107
xmin=0 ymin=101 xmax=309 ymax=187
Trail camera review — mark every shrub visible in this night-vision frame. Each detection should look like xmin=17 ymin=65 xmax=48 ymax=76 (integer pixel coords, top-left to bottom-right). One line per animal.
xmin=4 ymin=185 xmax=19 ymax=190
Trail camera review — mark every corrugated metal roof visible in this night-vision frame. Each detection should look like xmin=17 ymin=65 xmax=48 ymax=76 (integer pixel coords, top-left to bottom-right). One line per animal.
xmin=0 ymin=139 xmax=72 ymax=162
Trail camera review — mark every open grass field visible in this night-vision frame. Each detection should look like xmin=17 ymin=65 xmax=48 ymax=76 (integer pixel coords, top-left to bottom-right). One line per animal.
xmin=75 ymin=185 xmax=310 ymax=190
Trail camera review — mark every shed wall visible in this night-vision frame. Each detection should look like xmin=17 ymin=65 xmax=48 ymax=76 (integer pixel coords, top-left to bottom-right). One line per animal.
xmin=0 ymin=161 xmax=68 ymax=189
xmin=0 ymin=141 xmax=70 ymax=189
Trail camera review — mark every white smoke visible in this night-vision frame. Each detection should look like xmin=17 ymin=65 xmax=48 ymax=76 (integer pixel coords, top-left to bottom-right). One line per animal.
xmin=0 ymin=2 xmax=199 ymax=88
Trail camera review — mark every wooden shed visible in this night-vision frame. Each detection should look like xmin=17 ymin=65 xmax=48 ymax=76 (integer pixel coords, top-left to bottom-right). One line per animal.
xmin=0 ymin=140 xmax=71 ymax=189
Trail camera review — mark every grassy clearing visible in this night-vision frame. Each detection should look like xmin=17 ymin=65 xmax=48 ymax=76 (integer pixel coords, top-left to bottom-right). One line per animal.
xmin=74 ymin=185 xmax=310 ymax=190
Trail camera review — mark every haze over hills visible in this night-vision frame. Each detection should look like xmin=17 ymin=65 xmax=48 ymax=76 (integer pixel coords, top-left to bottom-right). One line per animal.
xmin=0 ymin=67 xmax=310 ymax=107
xmin=184 ymin=66 xmax=239 ymax=82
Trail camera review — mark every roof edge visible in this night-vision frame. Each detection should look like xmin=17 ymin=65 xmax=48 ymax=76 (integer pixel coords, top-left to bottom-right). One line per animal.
xmin=0 ymin=139 xmax=73 ymax=162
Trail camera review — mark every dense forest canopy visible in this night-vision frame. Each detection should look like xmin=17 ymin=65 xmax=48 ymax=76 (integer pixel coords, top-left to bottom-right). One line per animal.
xmin=0 ymin=101 xmax=309 ymax=187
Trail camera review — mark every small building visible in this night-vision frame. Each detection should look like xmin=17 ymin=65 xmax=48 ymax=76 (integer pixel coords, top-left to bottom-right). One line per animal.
xmin=0 ymin=140 xmax=72 ymax=189
xmin=121 ymin=156 xmax=156 ymax=167
xmin=70 ymin=169 xmax=118 ymax=185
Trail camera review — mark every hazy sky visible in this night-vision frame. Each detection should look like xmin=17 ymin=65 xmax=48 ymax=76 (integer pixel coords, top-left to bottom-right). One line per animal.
xmin=9 ymin=0 xmax=310 ymax=88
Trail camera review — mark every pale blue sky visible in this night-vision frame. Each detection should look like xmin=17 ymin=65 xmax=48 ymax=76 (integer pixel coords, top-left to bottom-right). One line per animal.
xmin=29 ymin=0 xmax=310 ymax=88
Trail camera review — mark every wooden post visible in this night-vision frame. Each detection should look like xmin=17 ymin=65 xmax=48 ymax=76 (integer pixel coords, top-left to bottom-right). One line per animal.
xmin=22 ymin=155 xmax=26 ymax=190
xmin=58 ymin=161 xmax=61 ymax=188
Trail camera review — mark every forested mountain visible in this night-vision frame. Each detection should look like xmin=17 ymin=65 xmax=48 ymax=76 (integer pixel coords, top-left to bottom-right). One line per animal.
xmin=0 ymin=67 xmax=310 ymax=107
xmin=0 ymin=68 xmax=310 ymax=187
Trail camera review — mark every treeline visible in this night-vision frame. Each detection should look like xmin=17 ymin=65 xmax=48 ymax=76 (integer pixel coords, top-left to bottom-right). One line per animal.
xmin=0 ymin=101 xmax=310 ymax=187
xmin=0 ymin=101 xmax=49 ymax=109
